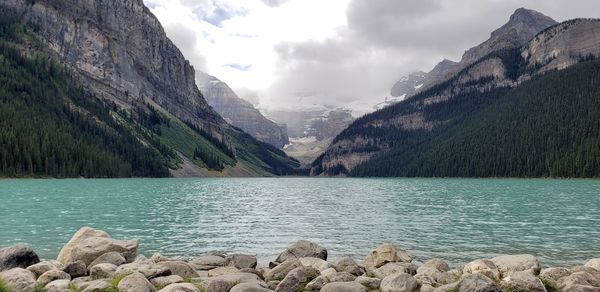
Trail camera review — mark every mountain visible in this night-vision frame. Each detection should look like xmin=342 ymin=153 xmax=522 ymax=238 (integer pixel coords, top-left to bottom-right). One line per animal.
xmin=0 ymin=0 xmax=299 ymax=177
xmin=197 ymin=73 xmax=289 ymax=149
xmin=312 ymin=10 xmax=600 ymax=177
xmin=390 ymin=59 xmax=458 ymax=98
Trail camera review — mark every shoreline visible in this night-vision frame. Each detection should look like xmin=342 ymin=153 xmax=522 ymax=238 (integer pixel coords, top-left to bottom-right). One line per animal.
xmin=1 ymin=227 xmax=599 ymax=292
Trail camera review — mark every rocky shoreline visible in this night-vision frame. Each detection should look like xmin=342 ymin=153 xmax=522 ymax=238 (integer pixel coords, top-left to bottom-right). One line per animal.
xmin=0 ymin=227 xmax=599 ymax=292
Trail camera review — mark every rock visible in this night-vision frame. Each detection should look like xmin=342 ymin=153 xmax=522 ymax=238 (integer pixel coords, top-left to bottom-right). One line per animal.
xmin=305 ymin=275 xmax=328 ymax=291
xmin=208 ymin=272 xmax=263 ymax=292
xmin=275 ymin=267 xmax=309 ymax=292
xmin=562 ymin=284 xmax=600 ymax=292
xmin=457 ymin=273 xmax=502 ymax=292
xmin=490 ymin=254 xmax=541 ymax=277
xmin=355 ymin=276 xmax=381 ymax=290
xmin=37 ymin=269 xmax=71 ymax=286
xmin=227 ymin=254 xmax=258 ymax=269
xmin=321 ymin=281 xmax=368 ymax=292
xmin=208 ymin=266 xmax=239 ymax=277
xmin=586 ymin=259 xmax=600 ymax=272
xmin=463 ymin=259 xmax=501 ymax=281
xmin=0 ymin=268 xmax=37 ymax=291
xmin=45 ymin=279 xmax=71 ymax=292
xmin=373 ymin=262 xmax=418 ymax=279
xmin=500 ymin=270 xmax=546 ymax=292
xmin=363 ymin=244 xmax=414 ymax=272
xmin=115 ymin=262 xmax=171 ymax=279
xmin=158 ymin=283 xmax=199 ymax=292
xmin=265 ymin=259 xmax=302 ymax=281
xmin=540 ymin=267 xmax=571 ymax=289
xmin=118 ymin=272 xmax=157 ymax=292
xmin=57 ymin=227 xmax=138 ymax=266
xmin=89 ymin=251 xmax=127 ymax=268
xmin=151 ymin=275 xmax=185 ymax=288
xmin=330 ymin=272 xmax=357 ymax=282
xmin=0 ymin=245 xmax=40 ymax=271
xmin=90 ymin=263 xmax=117 ymax=279
xmin=321 ymin=268 xmax=338 ymax=280
xmin=418 ymin=259 xmax=450 ymax=273
xmin=239 ymin=268 xmax=264 ymax=280
xmin=82 ymin=279 xmax=112 ymax=292
xmin=26 ymin=261 xmax=61 ymax=278
xmin=433 ymin=282 xmax=459 ymax=292
xmin=414 ymin=268 xmax=458 ymax=287
xmin=299 ymin=257 xmax=331 ymax=272
xmin=63 ymin=260 xmax=88 ymax=278
xmin=380 ymin=272 xmax=419 ymax=292
xmin=267 ymin=280 xmax=280 ymax=290
xmin=571 ymin=266 xmax=600 ymax=279
xmin=158 ymin=261 xmax=198 ymax=278
xmin=335 ymin=257 xmax=363 ymax=276
xmin=275 ymin=240 xmax=327 ymax=262
xmin=189 ymin=255 xmax=227 ymax=270
xmin=230 ymin=282 xmax=271 ymax=292
xmin=150 ymin=253 xmax=174 ymax=263
xmin=558 ymin=271 xmax=600 ymax=291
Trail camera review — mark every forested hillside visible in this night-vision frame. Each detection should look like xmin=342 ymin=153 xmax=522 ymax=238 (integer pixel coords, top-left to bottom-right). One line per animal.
xmin=342 ymin=58 xmax=600 ymax=177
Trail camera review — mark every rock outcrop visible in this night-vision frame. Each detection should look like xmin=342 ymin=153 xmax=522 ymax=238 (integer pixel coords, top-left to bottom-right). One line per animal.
xmin=0 ymin=245 xmax=40 ymax=272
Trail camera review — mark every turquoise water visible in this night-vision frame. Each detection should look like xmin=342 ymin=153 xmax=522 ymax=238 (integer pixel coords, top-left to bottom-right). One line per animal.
xmin=0 ymin=178 xmax=599 ymax=266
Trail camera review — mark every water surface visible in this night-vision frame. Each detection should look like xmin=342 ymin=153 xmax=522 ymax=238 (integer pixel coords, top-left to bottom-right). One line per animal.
xmin=0 ymin=178 xmax=598 ymax=266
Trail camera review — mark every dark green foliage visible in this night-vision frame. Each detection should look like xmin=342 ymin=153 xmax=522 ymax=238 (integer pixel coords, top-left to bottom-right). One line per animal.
xmin=0 ymin=27 xmax=170 ymax=177
xmin=193 ymin=147 xmax=223 ymax=171
xmin=348 ymin=59 xmax=600 ymax=177
xmin=184 ymin=120 xmax=235 ymax=159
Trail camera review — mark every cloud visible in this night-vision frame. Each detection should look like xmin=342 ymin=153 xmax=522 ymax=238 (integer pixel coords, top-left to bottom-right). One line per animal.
xmin=224 ymin=64 xmax=253 ymax=71
xmin=261 ymin=0 xmax=289 ymax=7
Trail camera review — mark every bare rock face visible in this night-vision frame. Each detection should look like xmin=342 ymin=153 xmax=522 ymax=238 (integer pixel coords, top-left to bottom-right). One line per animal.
xmin=391 ymin=59 xmax=458 ymax=99
xmin=198 ymin=73 xmax=289 ymax=148
xmin=57 ymin=227 xmax=138 ymax=266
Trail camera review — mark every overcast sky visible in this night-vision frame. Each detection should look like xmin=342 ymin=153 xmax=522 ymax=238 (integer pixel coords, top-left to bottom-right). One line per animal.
xmin=144 ymin=0 xmax=600 ymax=112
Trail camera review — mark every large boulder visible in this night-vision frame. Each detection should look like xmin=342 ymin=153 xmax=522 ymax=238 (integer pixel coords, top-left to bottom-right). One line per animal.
xmin=265 ymin=259 xmax=302 ymax=281
xmin=63 ymin=260 xmax=88 ymax=278
xmin=490 ymin=254 xmax=541 ymax=277
xmin=557 ymin=271 xmax=600 ymax=291
xmin=26 ymin=261 xmax=62 ymax=278
xmin=46 ymin=279 xmax=71 ymax=292
xmin=373 ymin=262 xmax=417 ymax=279
xmin=207 ymin=272 xmax=263 ymax=292
xmin=363 ymin=244 xmax=414 ymax=272
xmin=227 ymin=254 xmax=258 ymax=269
xmin=418 ymin=259 xmax=450 ymax=274
xmin=0 ymin=245 xmax=40 ymax=271
xmin=321 ymin=281 xmax=368 ymax=292
xmin=463 ymin=259 xmax=501 ymax=281
xmin=500 ymin=270 xmax=546 ymax=292
xmin=275 ymin=240 xmax=327 ymax=262
xmin=380 ymin=272 xmax=419 ymax=292
xmin=189 ymin=255 xmax=227 ymax=271
xmin=299 ymin=257 xmax=331 ymax=272
xmin=208 ymin=266 xmax=239 ymax=277
xmin=0 ymin=268 xmax=37 ymax=291
xmin=57 ymin=227 xmax=138 ymax=266
xmin=37 ymin=269 xmax=71 ymax=286
xmin=457 ymin=273 xmax=502 ymax=292
xmin=355 ymin=276 xmax=381 ymax=290
xmin=275 ymin=267 xmax=309 ymax=292
xmin=89 ymin=263 xmax=117 ymax=279
xmin=115 ymin=262 xmax=171 ymax=279
xmin=157 ymin=283 xmax=199 ymax=292
xmin=335 ymin=257 xmax=363 ymax=276
xmin=540 ymin=267 xmax=572 ymax=290
xmin=329 ymin=271 xmax=357 ymax=282
xmin=305 ymin=275 xmax=328 ymax=291
xmin=88 ymin=251 xmax=127 ymax=268
xmin=118 ymin=272 xmax=157 ymax=292
xmin=150 ymin=275 xmax=184 ymax=287
xmin=414 ymin=268 xmax=458 ymax=287
xmin=158 ymin=261 xmax=197 ymax=278
xmin=82 ymin=279 xmax=112 ymax=292
xmin=586 ymin=259 xmax=600 ymax=271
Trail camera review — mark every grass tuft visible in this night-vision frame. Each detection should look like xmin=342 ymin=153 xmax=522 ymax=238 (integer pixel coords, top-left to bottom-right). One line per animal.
xmin=0 ymin=277 xmax=12 ymax=292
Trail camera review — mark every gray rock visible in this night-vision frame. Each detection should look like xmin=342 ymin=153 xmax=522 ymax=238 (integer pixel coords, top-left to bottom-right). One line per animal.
xmin=418 ymin=259 xmax=450 ymax=273
xmin=433 ymin=282 xmax=459 ymax=292
xmin=363 ymin=244 xmax=414 ymax=272
xmin=275 ymin=240 xmax=327 ymax=263
xmin=335 ymin=257 xmax=363 ymax=276
xmin=373 ymin=262 xmax=417 ymax=279
xmin=321 ymin=281 xmax=368 ymax=292
xmin=457 ymin=273 xmax=502 ymax=292
xmin=115 ymin=262 xmax=171 ymax=279
xmin=463 ymin=259 xmax=501 ymax=281
xmin=208 ymin=266 xmax=239 ymax=277
xmin=558 ymin=271 xmax=600 ymax=291
xmin=380 ymin=272 xmax=419 ymax=292
xmin=586 ymin=259 xmax=600 ymax=272
xmin=90 ymin=263 xmax=117 ymax=279
xmin=78 ymin=279 xmax=111 ymax=291
xmin=45 ymin=279 xmax=71 ymax=292
xmin=239 ymin=268 xmax=264 ymax=280
xmin=26 ymin=261 xmax=61 ymax=278
xmin=414 ymin=268 xmax=458 ymax=287
xmin=150 ymin=275 xmax=185 ymax=288
xmin=57 ymin=227 xmax=138 ymax=266
xmin=158 ymin=283 xmax=199 ymax=292
xmin=230 ymin=282 xmax=271 ymax=292
xmin=89 ymin=251 xmax=127 ymax=268
xmin=0 ymin=245 xmax=40 ymax=271
xmin=189 ymin=255 xmax=226 ymax=271
xmin=305 ymin=275 xmax=328 ymax=291
xmin=265 ymin=259 xmax=302 ymax=281
xmin=208 ymin=272 xmax=263 ymax=292
xmin=118 ymin=272 xmax=157 ymax=292
xmin=37 ymin=269 xmax=71 ymax=286
xmin=299 ymin=257 xmax=330 ymax=272
xmin=158 ymin=261 xmax=197 ymax=278
xmin=63 ymin=260 xmax=88 ymax=278
xmin=0 ymin=268 xmax=37 ymax=291
xmin=540 ymin=267 xmax=571 ymax=290
xmin=275 ymin=267 xmax=308 ymax=292
xmin=321 ymin=267 xmax=338 ymax=280
xmin=227 ymin=254 xmax=258 ymax=270
xmin=267 ymin=280 xmax=280 ymax=290
xmin=490 ymin=254 xmax=541 ymax=277
xmin=500 ymin=270 xmax=546 ymax=292
xmin=355 ymin=276 xmax=381 ymax=290
xmin=150 ymin=253 xmax=175 ymax=263
xmin=329 ymin=271 xmax=357 ymax=282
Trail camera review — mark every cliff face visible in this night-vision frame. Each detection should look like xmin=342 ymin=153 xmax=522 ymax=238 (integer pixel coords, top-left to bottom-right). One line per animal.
xmin=390 ymin=59 xmax=458 ymax=99
xmin=313 ymin=10 xmax=600 ymax=176
xmin=197 ymin=73 xmax=289 ymax=149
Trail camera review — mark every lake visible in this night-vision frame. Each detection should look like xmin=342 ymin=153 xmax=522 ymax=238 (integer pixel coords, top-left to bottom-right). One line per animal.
xmin=0 ymin=178 xmax=598 ymax=267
